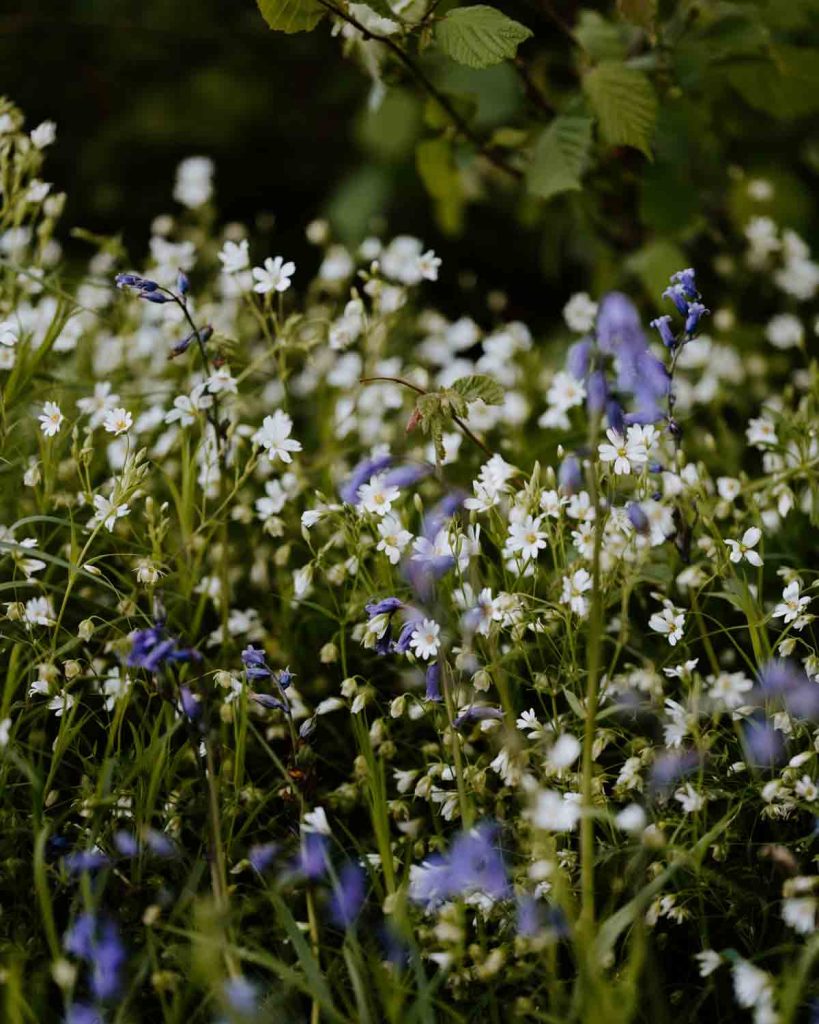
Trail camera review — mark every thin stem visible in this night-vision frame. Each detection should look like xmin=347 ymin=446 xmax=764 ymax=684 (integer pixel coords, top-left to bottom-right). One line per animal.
xmin=359 ymin=375 xmax=494 ymax=457
xmin=314 ymin=0 xmax=522 ymax=180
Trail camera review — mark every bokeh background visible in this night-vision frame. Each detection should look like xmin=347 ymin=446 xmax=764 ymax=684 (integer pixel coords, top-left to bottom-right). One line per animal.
xmin=1 ymin=0 xmax=562 ymax=323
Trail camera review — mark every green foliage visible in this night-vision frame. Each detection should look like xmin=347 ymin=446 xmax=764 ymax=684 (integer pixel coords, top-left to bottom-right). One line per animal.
xmin=434 ymin=5 xmax=533 ymax=68
xmin=416 ymin=137 xmax=465 ymax=234
xmin=527 ymin=115 xmax=594 ymax=200
xmin=450 ymin=373 xmax=505 ymax=405
xmin=412 ymin=374 xmax=504 ymax=460
xmin=256 ymin=0 xmax=324 ymax=34
xmin=583 ymin=61 xmax=658 ymax=157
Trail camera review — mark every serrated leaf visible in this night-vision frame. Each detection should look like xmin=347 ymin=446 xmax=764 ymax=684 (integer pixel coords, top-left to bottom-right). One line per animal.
xmin=451 ymin=374 xmax=505 ymax=405
xmin=583 ymin=61 xmax=657 ymax=157
xmin=436 ymin=5 xmax=533 ymax=69
xmin=256 ymin=0 xmax=324 ymax=34
xmin=724 ymin=46 xmax=819 ymax=119
xmin=527 ymin=115 xmax=593 ymax=201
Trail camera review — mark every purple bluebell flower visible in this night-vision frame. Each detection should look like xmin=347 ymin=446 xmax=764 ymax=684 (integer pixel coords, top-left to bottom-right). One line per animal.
xmin=650 ymin=314 xmax=677 ymax=349
xmin=662 ymin=284 xmax=689 ymax=316
xmin=394 ymin=619 xmax=420 ymax=655
xmin=425 ymin=663 xmax=442 ymax=702
xmin=606 ymin=399 xmax=625 ymax=435
xmin=670 ymin=267 xmax=698 ymax=299
xmin=140 ymin=291 xmax=172 ymax=304
xmin=251 ymin=692 xmax=287 ymax=712
xmin=596 ymin=293 xmax=644 ymax=354
xmin=421 ymin=490 xmax=467 ymax=542
xmin=179 ymin=685 xmax=201 ymax=723
xmin=64 ymin=850 xmax=110 ymax=874
xmin=144 ymin=828 xmax=176 ymax=858
xmin=114 ymin=831 xmax=140 ymax=857
xmin=177 ymin=270 xmax=190 ymax=295
xmin=567 ymin=338 xmax=593 ymax=380
xmin=224 ymin=976 xmax=258 ymax=1015
xmin=339 ymin=453 xmax=394 ymax=505
xmin=382 ymin=462 xmax=433 ymax=489
xmin=65 ymin=914 xmax=126 ymax=1002
xmin=115 ymin=273 xmax=157 ymax=292
xmin=249 ymin=841 xmax=279 ymax=873
xmin=170 ymin=324 xmax=213 ymax=359
xmin=453 ymin=705 xmax=504 ymax=730
xmin=516 ymin=895 xmax=543 ymax=937
xmin=627 ymin=502 xmax=649 ymax=534
xmin=558 ymin=455 xmax=582 ymax=495
xmin=366 ymin=596 xmax=403 ymax=617
xmin=758 ymin=659 xmax=819 ymax=719
xmin=296 ymin=832 xmax=329 ymax=881
xmin=328 ymin=862 xmax=366 ymax=929
xmin=649 ymin=749 xmax=700 ymax=792
xmin=586 ymin=370 xmax=607 ymax=414
xmin=127 ymin=624 xmax=199 ymax=673
xmin=743 ymin=716 xmax=785 ymax=767
xmin=684 ymin=302 xmax=709 ymax=336
xmin=276 ymin=667 xmax=294 ymax=690
xmin=410 ymin=822 xmax=510 ymax=906
xmin=241 ymin=645 xmax=271 ymax=680
xmin=66 ymin=1006 xmax=105 ymax=1024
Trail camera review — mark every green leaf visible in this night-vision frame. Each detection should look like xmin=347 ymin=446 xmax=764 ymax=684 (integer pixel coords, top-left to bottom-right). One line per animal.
xmin=616 ymin=0 xmax=657 ymax=32
xmin=527 ymin=115 xmax=593 ymax=201
xmin=416 ymin=138 xmax=465 ymax=235
xmin=451 ymin=374 xmax=505 ymax=405
xmin=256 ymin=0 xmax=324 ymax=34
xmin=436 ymin=5 xmax=533 ymax=69
xmin=583 ymin=61 xmax=657 ymax=157
xmin=575 ymin=11 xmax=630 ymax=62
xmin=724 ymin=46 xmax=819 ymax=120
xmin=625 ymin=239 xmax=686 ymax=307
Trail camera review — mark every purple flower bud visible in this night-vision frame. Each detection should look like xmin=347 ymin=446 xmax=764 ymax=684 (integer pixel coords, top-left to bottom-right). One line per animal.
xmin=252 ymin=693 xmax=287 ymax=712
xmin=276 ymin=667 xmax=294 ymax=690
xmin=743 ymin=717 xmax=785 ymax=767
xmin=139 ymin=291 xmax=172 ymax=304
xmin=64 ymin=850 xmax=110 ymax=874
xmin=224 ymin=976 xmax=258 ymax=1015
xmin=297 ymin=832 xmax=329 ymax=880
xmin=328 ymin=862 xmax=366 ymax=928
xmin=144 ymin=828 xmax=176 ymax=858
xmin=558 ymin=455 xmax=582 ymax=495
xmin=66 ymin=1005 xmax=105 ymax=1024
xmin=242 ymin=645 xmax=271 ymax=680
xmin=366 ymin=597 xmax=403 ymax=617
xmin=758 ymin=659 xmax=819 ymax=719
xmin=394 ymin=619 xmax=420 ymax=654
xmin=627 ymin=502 xmax=649 ymax=534
xmin=566 ymin=338 xmax=593 ymax=380
xmin=649 ymin=749 xmax=700 ymax=791
xmin=453 ymin=705 xmax=504 ymax=730
xmin=425 ymin=662 xmax=442 ymax=702
xmin=516 ymin=895 xmax=543 ymax=937
xmin=177 ymin=270 xmax=190 ymax=295
xmin=684 ymin=302 xmax=709 ymax=336
xmin=650 ymin=314 xmax=677 ymax=348
xmin=596 ymin=293 xmax=644 ymax=353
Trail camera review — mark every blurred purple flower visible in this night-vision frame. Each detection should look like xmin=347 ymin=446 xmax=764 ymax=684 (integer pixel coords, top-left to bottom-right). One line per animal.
xmin=328 ymin=862 xmax=367 ymax=928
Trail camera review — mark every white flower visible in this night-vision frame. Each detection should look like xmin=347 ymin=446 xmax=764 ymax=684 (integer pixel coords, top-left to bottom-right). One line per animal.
xmin=77 ymin=382 xmax=120 ymax=428
xmin=506 ymin=515 xmax=548 ymax=561
xmin=418 ymin=249 xmax=441 ymax=281
xmin=548 ymin=734 xmax=581 ymax=770
xmin=358 ymin=475 xmax=400 ymax=517
xmin=30 ymin=120 xmax=57 ymax=149
xmin=376 ymin=515 xmax=413 ymax=564
xmin=90 ymin=494 xmax=130 ymax=532
xmin=102 ymin=407 xmax=133 ymax=436
xmin=302 ymin=806 xmax=331 ymax=834
xmin=102 ymin=668 xmax=130 ymax=712
xmin=717 ymin=476 xmax=741 ymax=502
xmin=0 ymin=319 xmax=19 ymax=348
xmin=529 ymin=789 xmax=581 ymax=831
xmin=409 ymin=619 xmax=441 ymax=660
xmin=695 ymin=949 xmax=722 ymax=978
xmin=26 ymin=180 xmax=51 ymax=203
xmin=707 ymin=671 xmax=753 ymax=709
xmin=218 ymin=239 xmax=250 ymax=274
xmin=725 ymin=527 xmax=763 ymax=566
xmin=24 ymin=596 xmax=55 ymax=627
xmin=252 ymin=256 xmax=295 ymax=294
xmin=39 ymin=401 xmax=64 ymax=437
xmin=252 ymin=410 xmax=302 ymax=463
xmin=561 ymin=568 xmax=592 ymax=617
xmin=173 ymin=156 xmax=214 ymax=208
xmin=766 ymin=312 xmax=803 ymax=349
xmin=598 ymin=426 xmax=648 ymax=475
xmin=746 ymin=416 xmax=778 ymax=448
xmin=615 ymin=803 xmax=647 ymax=834
xmin=47 ymin=692 xmax=75 ymax=717
xmin=0 ymin=717 xmax=10 ymax=747
xmin=795 ymin=775 xmax=818 ymax=802
xmin=649 ymin=600 xmax=685 ymax=646
xmin=547 ymin=371 xmax=586 ymax=411
xmin=782 ymin=896 xmax=816 ymax=934
xmin=674 ymin=783 xmax=704 ymax=814
xmin=772 ymin=580 xmax=810 ymax=624
xmin=563 ymin=292 xmax=598 ymax=333
xmin=732 ymin=960 xmax=773 ymax=1010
